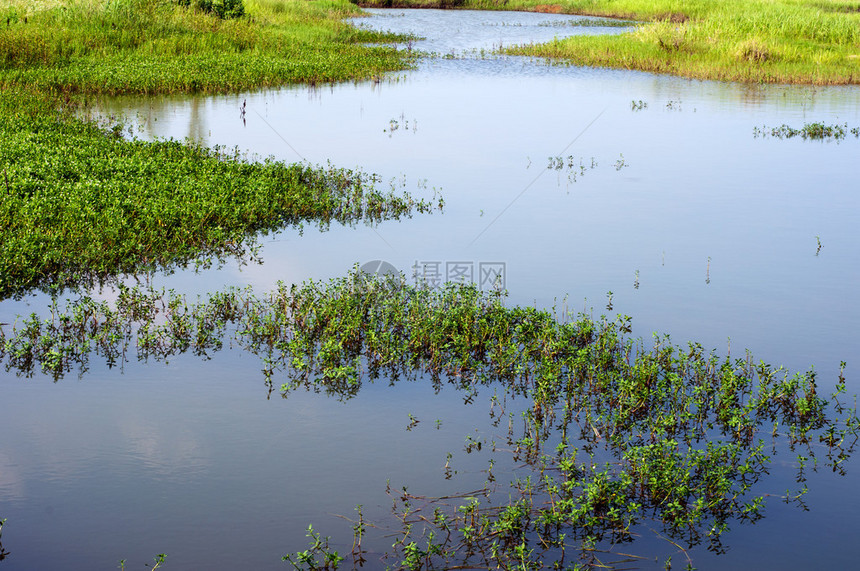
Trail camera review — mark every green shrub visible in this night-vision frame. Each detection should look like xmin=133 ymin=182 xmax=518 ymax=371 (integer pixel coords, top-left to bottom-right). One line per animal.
xmin=175 ymin=0 xmax=245 ymax=19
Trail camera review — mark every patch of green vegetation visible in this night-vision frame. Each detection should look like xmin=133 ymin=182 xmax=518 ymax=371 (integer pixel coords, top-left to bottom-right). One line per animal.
xmin=358 ymin=0 xmax=860 ymax=85
xmin=0 ymin=88 xmax=441 ymax=299
xmin=2 ymin=271 xmax=857 ymax=568
xmin=754 ymin=121 xmax=860 ymax=140
xmin=0 ymin=1 xmax=433 ymax=299
xmin=0 ymin=0 xmax=416 ymax=94
xmin=175 ymin=0 xmax=247 ymax=20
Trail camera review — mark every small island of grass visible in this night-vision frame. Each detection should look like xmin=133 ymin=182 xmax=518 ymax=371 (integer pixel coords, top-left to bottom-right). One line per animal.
xmin=358 ymin=0 xmax=860 ymax=85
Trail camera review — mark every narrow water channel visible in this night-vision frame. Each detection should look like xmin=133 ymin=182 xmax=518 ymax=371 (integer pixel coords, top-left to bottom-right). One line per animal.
xmin=1 ymin=8 xmax=859 ymax=570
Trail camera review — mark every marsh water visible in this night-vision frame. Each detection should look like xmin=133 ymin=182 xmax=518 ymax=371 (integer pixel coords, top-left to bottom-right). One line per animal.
xmin=2 ymin=8 xmax=860 ymax=570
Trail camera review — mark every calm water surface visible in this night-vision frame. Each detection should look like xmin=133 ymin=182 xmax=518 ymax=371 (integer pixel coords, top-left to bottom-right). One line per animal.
xmin=2 ymin=9 xmax=860 ymax=570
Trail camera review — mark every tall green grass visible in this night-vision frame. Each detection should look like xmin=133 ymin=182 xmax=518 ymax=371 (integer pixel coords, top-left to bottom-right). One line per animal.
xmin=0 ymin=0 xmax=415 ymax=94
xmin=510 ymin=0 xmax=860 ymax=84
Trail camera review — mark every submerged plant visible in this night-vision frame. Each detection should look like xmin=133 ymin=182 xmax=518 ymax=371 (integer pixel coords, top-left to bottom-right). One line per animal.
xmin=114 ymin=553 xmax=168 ymax=571
xmin=0 ymin=518 xmax=8 ymax=562
xmin=282 ymin=526 xmax=344 ymax=570
xmin=1 ymin=270 xmax=857 ymax=568
xmin=546 ymin=154 xmax=600 ymax=185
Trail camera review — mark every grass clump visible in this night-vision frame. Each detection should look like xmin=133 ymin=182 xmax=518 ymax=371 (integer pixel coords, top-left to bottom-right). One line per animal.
xmin=513 ymin=0 xmax=860 ymax=84
xmin=0 ymin=89 xmax=441 ymax=299
xmin=2 ymin=271 xmax=857 ymax=568
xmin=357 ymin=0 xmax=860 ymax=85
xmin=0 ymin=0 xmax=415 ymax=94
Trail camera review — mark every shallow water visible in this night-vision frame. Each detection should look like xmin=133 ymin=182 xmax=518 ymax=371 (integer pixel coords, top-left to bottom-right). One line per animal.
xmin=2 ymin=8 xmax=860 ymax=570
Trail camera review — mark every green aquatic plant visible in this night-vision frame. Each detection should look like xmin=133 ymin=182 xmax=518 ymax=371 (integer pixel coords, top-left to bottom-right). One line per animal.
xmin=0 ymin=0 xmax=436 ymax=300
xmin=118 ymin=555 xmax=168 ymax=571
xmin=0 ymin=518 xmax=8 ymax=562
xmin=1 ymin=271 xmax=857 ymax=568
xmin=546 ymin=154 xmax=599 ymax=185
xmin=753 ymin=122 xmax=860 ymax=140
xmin=0 ymin=90 xmax=441 ymax=299
xmin=282 ymin=526 xmax=344 ymax=570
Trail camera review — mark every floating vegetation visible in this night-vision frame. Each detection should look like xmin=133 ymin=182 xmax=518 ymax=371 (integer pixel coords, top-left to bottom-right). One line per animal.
xmin=753 ymin=122 xmax=860 ymax=141
xmin=630 ymin=99 xmax=648 ymax=111
xmin=547 ymin=154 xmax=597 ymax=184
xmin=0 ymin=90 xmax=441 ymax=299
xmin=118 ymin=554 xmax=167 ymax=571
xmin=384 ymin=113 xmax=418 ymax=136
xmin=1 ymin=271 xmax=857 ymax=568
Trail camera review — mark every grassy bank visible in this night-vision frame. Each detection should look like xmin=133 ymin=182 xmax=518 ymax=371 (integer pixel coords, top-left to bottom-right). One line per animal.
xmin=359 ymin=0 xmax=860 ymax=85
xmin=0 ymin=0 xmax=415 ymax=94
xmin=0 ymin=0 xmax=432 ymax=298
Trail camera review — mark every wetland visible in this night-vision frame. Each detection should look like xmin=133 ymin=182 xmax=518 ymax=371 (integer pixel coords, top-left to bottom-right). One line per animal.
xmin=1 ymin=2 xmax=860 ymax=570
